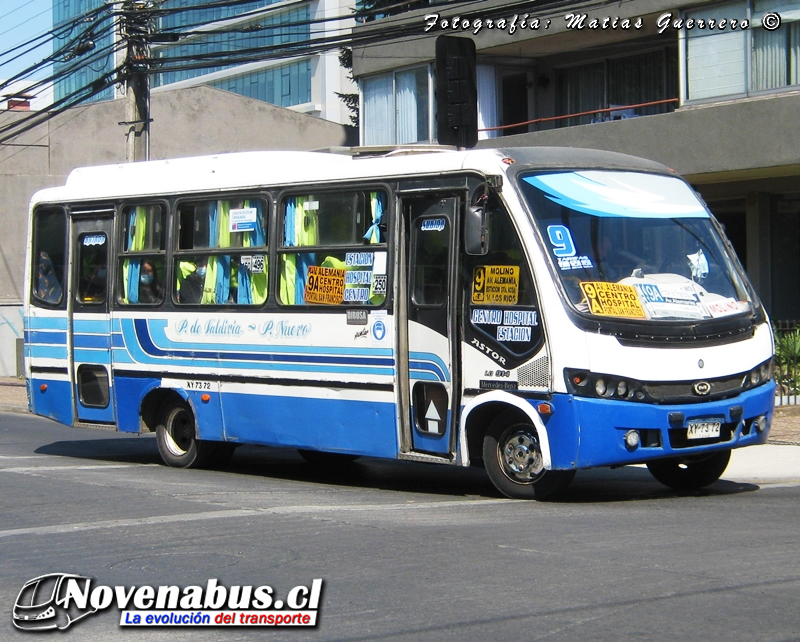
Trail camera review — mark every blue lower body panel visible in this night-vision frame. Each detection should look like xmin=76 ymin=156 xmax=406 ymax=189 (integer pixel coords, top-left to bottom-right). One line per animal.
xmin=112 ymin=376 xmax=399 ymax=458
xmin=545 ymin=381 xmax=776 ymax=469
xmin=220 ymin=393 xmax=398 ymax=458
xmin=29 ymin=377 xmax=73 ymax=426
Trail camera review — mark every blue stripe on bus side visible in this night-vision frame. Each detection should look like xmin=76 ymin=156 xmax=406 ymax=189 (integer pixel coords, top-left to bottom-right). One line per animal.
xmin=73 ymin=349 xmax=112 ymax=364
xmin=25 ymin=330 xmax=68 ymax=345
xmin=409 ymin=352 xmax=450 ymax=382
xmin=144 ymin=318 xmax=395 ymax=360
xmin=74 ymin=333 xmax=112 ymax=349
xmin=111 ymin=349 xmax=135 ymax=364
xmin=73 ymin=318 xmax=113 ymax=334
xmin=119 ymin=318 xmax=397 ymax=376
xmin=29 ymin=345 xmax=69 ymax=360
xmin=26 ymin=316 xmax=69 ymax=331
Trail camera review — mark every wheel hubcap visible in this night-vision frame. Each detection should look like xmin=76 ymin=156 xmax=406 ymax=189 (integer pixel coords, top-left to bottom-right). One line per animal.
xmin=165 ymin=408 xmax=193 ymax=456
xmin=500 ymin=430 xmax=544 ymax=482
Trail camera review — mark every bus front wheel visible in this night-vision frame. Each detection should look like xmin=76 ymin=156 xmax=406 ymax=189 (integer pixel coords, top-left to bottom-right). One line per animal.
xmin=483 ymin=420 xmax=575 ymax=500
xmin=646 ymin=450 xmax=731 ymax=491
xmin=156 ymin=400 xmax=215 ymax=468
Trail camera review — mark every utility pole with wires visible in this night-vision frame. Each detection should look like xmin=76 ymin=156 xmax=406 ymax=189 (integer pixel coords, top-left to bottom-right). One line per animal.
xmin=119 ymin=0 xmax=154 ymax=162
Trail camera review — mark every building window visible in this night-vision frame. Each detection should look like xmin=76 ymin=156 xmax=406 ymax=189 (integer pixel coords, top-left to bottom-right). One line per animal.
xmin=361 ymin=66 xmax=432 ymax=145
xmin=211 ymin=60 xmax=312 ymax=107
xmin=556 ymin=49 xmax=678 ymax=127
xmin=684 ymin=0 xmax=800 ymax=101
xmin=752 ymin=0 xmax=800 ymax=90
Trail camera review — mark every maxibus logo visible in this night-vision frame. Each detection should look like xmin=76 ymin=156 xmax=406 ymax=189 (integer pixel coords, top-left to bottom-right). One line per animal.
xmin=12 ymin=573 xmax=323 ymax=631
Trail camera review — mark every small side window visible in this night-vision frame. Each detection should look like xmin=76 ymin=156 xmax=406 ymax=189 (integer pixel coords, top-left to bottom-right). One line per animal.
xmin=76 ymin=233 xmax=108 ymax=304
xmin=411 ymin=217 xmax=449 ymax=307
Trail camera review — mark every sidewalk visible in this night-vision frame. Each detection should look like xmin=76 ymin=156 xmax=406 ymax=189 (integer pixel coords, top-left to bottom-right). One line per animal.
xmin=2 ymin=377 xmax=799 ymax=445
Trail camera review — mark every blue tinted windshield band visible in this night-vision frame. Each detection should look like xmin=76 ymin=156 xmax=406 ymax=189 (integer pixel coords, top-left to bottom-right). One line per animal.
xmin=522 ymin=171 xmax=709 ymax=219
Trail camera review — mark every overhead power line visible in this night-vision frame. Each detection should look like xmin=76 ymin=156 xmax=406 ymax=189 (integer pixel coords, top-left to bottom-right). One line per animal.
xmin=0 ymin=0 xmax=612 ymax=148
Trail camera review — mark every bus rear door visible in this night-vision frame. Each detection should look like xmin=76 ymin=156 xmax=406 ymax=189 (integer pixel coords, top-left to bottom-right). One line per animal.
xmin=70 ymin=214 xmax=116 ymax=424
xmin=399 ymin=194 xmax=460 ymax=458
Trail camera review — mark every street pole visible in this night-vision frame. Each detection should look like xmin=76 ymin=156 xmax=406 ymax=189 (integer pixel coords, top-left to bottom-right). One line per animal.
xmin=120 ymin=0 xmax=151 ymax=162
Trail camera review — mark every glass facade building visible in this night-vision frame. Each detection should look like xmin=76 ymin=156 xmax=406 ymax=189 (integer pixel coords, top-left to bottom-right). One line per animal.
xmin=53 ymin=0 xmax=351 ymax=121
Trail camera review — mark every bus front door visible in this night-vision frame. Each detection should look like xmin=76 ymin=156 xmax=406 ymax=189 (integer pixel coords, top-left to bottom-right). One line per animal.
xmin=400 ymin=195 xmax=459 ymax=458
xmin=69 ymin=216 xmax=116 ymax=424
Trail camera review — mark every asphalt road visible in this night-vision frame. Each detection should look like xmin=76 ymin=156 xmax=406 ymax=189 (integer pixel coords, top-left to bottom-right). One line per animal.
xmin=1 ymin=411 xmax=799 ymax=641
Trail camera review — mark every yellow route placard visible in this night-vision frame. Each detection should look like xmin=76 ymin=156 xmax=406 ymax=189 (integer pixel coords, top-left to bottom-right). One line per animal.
xmin=579 ymin=281 xmax=646 ymax=318
xmin=304 ymin=266 xmax=345 ymax=305
xmin=472 ymin=265 xmax=519 ymax=305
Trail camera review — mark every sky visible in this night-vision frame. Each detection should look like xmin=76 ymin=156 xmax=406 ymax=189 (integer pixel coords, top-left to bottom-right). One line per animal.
xmin=0 ymin=0 xmax=53 ymax=82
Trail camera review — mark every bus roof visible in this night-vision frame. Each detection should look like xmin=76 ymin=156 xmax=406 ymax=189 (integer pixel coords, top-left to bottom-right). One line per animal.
xmin=31 ymin=146 xmax=672 ymax=205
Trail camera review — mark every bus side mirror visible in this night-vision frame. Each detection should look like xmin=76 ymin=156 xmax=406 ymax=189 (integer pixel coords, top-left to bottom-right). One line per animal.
xmin=465 ymin=206 xmax=489 ymax=255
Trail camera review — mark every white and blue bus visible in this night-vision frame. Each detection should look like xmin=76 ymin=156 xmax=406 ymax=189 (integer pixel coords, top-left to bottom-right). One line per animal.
xmin=24 ymin=147 xmax=775 ymax=499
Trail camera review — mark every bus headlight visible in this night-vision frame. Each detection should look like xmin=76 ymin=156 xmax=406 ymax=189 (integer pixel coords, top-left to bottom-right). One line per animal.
xmin=744 ymin=359 xmax=773 ymax=389
xmin=595 ymin=378 xmax=607 ymax=396
xmin=565 ymin=369 xmax=643 ymax=401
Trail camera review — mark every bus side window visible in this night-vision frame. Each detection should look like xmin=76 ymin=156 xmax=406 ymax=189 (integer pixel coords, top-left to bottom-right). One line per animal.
xmin=119 ymin=204 xmax=166 ymax=305
xmin=31 ymin=209 xmax=67 ymax=307
xmin=174 ymin=198 xmax=268 ymax=305
xmin=278 ymin=190 xmax=387 ymax=306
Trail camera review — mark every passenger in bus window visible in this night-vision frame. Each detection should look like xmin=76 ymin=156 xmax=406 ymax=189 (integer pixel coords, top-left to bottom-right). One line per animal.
xmin=138 ymin=260 xmax=163 ymax=304
xmin=178 ymin=258 xmax=206 ymax=304
xmin=36 ymin=251 xmax=63 ymax=304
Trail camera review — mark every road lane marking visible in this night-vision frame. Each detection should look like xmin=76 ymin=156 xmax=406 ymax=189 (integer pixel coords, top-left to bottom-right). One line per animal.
xmin=0 ymin=499 xmax=510 ymax=539
xmin=1 ymin=464 xmax=135 ymax=473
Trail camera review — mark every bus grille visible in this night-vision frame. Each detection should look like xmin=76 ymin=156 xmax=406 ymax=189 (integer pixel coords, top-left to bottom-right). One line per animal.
xmin=642 ymin=374 xmax=745 ymax=403
xmin=519 ymin=356 xmax=550 ymax=388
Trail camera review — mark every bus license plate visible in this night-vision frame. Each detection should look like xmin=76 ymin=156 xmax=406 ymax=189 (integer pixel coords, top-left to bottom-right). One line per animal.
xmin=686 ymin=420 xmax=721 ymax=439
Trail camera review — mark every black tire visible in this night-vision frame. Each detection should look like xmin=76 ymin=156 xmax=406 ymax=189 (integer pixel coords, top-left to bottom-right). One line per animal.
xmin=297 ymin=449 xmax=360 ymax=465
xmin=646 ymin=449 xmax=731 ymax=491
xmin=483 ymin=419 xmax=575 ymax=500
xmin=155 ymin=399 xmax=216 ymax=468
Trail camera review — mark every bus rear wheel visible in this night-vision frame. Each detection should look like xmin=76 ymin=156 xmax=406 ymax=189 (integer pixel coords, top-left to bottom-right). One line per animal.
xmin=483 ymin=419 xmax=575 ymax=500
xmin=646 ymin=450 xmax=731 ymax=491
xmin=156 ymin=400 xmax=215 ymax=468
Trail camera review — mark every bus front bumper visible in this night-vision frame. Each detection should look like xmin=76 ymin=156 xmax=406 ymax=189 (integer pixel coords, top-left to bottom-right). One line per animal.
xmin=545 ymin=381 xmax=776 ymax=470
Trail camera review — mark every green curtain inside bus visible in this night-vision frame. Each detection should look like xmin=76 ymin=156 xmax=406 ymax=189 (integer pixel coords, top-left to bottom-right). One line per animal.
xmin=280 ymin=197 xmax=318 ymax=304
xmin=365 ymin=191 xmax=384 ymax=244
xmin=122 ymin=206 xmax=148 ymax=304
xmin=237 ymin=199 xmax=268 ymax=305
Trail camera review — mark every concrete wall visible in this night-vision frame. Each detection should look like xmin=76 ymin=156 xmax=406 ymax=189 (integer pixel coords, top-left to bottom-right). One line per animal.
xmin=477 ymin=91 xmax=800 ymax=182
xmin=0 ymin=85 xmax=356 ymax=376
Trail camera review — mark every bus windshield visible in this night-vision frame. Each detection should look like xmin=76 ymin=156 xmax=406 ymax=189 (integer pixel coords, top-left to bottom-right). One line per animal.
xmin=519 ymin=170 xmax=755 ymax=322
